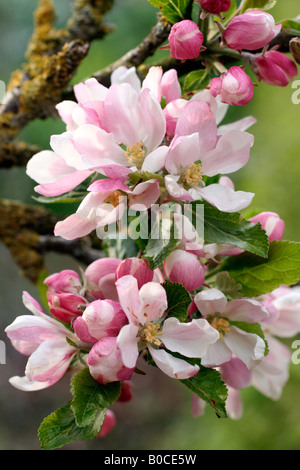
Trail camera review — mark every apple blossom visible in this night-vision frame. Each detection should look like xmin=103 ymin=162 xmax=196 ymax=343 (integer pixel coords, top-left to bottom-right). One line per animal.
xmin=210 ymin=66 xmax=254 ymax=106
xmin=194 ymin=288 xmax=269 ymax=369
xmin=163 ymin=249 xmax=206 ymax=291
xmin=5 ymin=292 xmax=82 ymax=391
xmin=197 ymin=0 xmax=231 ymax=16
xmin=167 ymin=20 xmax=204 ymax=61
xmin=223 ymin=11 xmax=282 ymax=51
xmin=253 ymin=50 xmax=298 ymax=87
xmin=114 ymin=275 xmax=219 ymax=380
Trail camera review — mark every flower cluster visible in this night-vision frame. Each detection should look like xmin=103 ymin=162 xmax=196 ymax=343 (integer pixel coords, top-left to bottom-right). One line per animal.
xmin=5 ymin=0 xmax=300 ymax=449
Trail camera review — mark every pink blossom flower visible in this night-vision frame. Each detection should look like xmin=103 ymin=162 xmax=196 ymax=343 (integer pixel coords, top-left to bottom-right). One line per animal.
xmin=254 ymin=50 xmax=298 ymax=87
xmin=84 ymin=257 xmax=122 ymax=301
xmin=198 ymin=0 xmax=231 ymax=15
xmin=73 ymin=299 xmax=127 ymax=344
xmin=210 ymin=66 xmax=254 ymax=106
xmin=164 ymin=100 xmax=255 ymax=212
xmin=249 ymin=211 xmax=285 ymax=242
xmin=115 ymin=257 xmax=154 ymax=288
xmin=194 ymin=288 xmax=269 ymax=369
xmin=163 ymin=249 xmax=206 ymax=291
xmin=114 ymin=275 xmax=219 ymax=380
xmin=251 ymin=335 xmax=291 ymax=400
xmin=223 ymin=10 xmax=281 ymax=51
xmin=47 ymin=292 xmax=88 ymax=323
xmin=168 ymin=20 xmax=204 ymax=60
xmin=88 ymin=336 xmax=135 ymax=384
xmin=5 ymin=292 xmax=82 ymax=391
xmin=97 ymin=410 xmax=117 ymax=438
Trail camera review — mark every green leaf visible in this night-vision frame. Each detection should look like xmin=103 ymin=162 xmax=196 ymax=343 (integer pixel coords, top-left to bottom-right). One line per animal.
xmin=240 ymin=0 xmax=277 ymax=12
xmin=214 ymin=271 xmax=243 ymax=299
xmin=148 ymin=0 xmax=194 ymax=23
xmin=143 ymin=217 xmax=178 ymax=270
xmin=181 ymin=365 xmax=228 ymax=418
xmin=70 ymin=368 xmax=121 ymax=427
xmin=162 ymin=281 xmax=192 ymax=322
xmin=220 ymin=241 xmax=300 ymax=297
xmin=183 ymin=70 xmax=210 ymax=93
xmin=281 ymin=19 xmax=300 ymax=37
xmin=191 ymin=201 xmax=269 ymax=258
xmin=32 ymin=191 xmax=87 ymax=205
xmin=38 ymin=401 xmax=105 ymax=450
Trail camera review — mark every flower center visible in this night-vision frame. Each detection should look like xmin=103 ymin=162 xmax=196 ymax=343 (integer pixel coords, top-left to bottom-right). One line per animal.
xmin=209 ymin=317 xmax=230 ymax=339
xmin=125 ymin=141 xmax=146 ymax=169
xmin=182 ymin=162 xmax=203 ymax=187
xmin=141 ymin=322 xmax=162 ymax=346
xmin=103 ymin=190 xmax=125 ymax=208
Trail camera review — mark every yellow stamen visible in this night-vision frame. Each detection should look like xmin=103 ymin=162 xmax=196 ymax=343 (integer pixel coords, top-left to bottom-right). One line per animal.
xmin=210 ymin=317 xmax=230 ymax=339
xmin=103 ymin=190 xmax=125 ymax=207
xmin=125 ymin=141 xmax=146 ymax=169
xmin=141 ymin=322 xmax=162 ymax=346
xmin=183 ymin=162 xmax=203 ymax=187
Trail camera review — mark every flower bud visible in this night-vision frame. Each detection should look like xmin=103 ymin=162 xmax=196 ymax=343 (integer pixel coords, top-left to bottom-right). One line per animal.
xmin=97 ymin=410 xmax=116 ymax=438
xmin=115 ymin=258 xmax=154 ymax=289
xmin=223 ymin=11 xmax=281 ymax=51
xmin=249 ymin=211 xmax=285 ymax=241
xmin=254 ymin=50 xmax=298 ymax=87
xmin=163 ymin=249 xmax=206 ymax=291
xmin=198 ymin=0 xmax=231 ymax=15
xmin=88 ymin=336 xmax=135 ymax=384
xmin=210 ymin=66 xmax=254 ymax=106
xmin=168 ymin=20 xmax=204 ymax=60
xmin=47 ymin=292 xmax=87 ymax=323
xmin=44 ymin=269 xmax=82 ymax=295
xmin=290 ymin=37 xmax=300 ymax=66
xmin=73 ymin=299 xmax=127 ymax=344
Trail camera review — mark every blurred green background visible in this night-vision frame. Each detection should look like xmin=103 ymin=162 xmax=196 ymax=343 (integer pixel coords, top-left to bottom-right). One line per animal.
xmin=0 ymin=0 xmax=299 ymax=450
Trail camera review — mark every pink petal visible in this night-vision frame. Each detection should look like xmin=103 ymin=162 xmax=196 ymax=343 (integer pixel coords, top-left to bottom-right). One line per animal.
xmin=35 ymin=169 xmax=92 ymax=197
xmin=175 ymin=101 xmax=218 ymax=153
xmin=142 ymin=66 xmax=163 ymax=103
xmin=115 ymin=275 xmax=143 ymax=325
xmin=201 ymin=130 xmax=254 ymax=176
xmin=225 ymin=298 xmax=269 ymax=323
xmin=138 ymin=282 xmax=168 ymax=324
xmin=161 ymin=69 xmax=182 ymax=104
xmin=54 ymin=213 xmax=97 ymax=240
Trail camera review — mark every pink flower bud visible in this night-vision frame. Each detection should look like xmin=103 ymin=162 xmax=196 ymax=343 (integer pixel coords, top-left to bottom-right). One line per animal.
xmin=48 ymin=293 xmax=87 ymax=323
xmin=254 ymin=50 xmax=298 ymax=87
xmin=115 ymin=257 xmax=154 ymax=289
xmin=44 ymin=270 xmax=82 ymax=295
xmin=73 ymin=299 xmax=127 ymax=344
xmin=163 ymin=249 xmax=206 ymax=291
xmin=210 ymin=66 xmax=254 ymax=106
xmin=117 ymin=380 xmax=134 ymax=402
xmin=97 ymin=410 xmax=116 ymax=438
xmin=199 ymin=0 xmax=231 ymax=15
xmin=168 ymin=20 xmax=204 ymax=60
xmin=249 ymin=211 xmax=285 ymax=242
xmin=223 ymin=11 xmax=281 ymax=51
xmin=88 ymin=336 xmax=135 ymax=385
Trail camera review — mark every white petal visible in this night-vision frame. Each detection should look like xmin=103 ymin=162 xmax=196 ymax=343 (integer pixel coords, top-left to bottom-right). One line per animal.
xmin=161 ymin=317 xmax=219 ymax=358
xmin=224 ymin=326 xmax=266 ymax=369
xmin=194 ymin=288 xmax=227 ymax=316
xmin=195 ymin=184 xmax=255 ymax=213
xmin=148 ymin=346 xmax=199 ymax=379
xmin=117 ymin=324 xmax=139 ymax=369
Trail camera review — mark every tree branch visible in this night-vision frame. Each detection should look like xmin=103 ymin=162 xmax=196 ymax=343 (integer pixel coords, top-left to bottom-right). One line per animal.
xmin=0 ymin=199 xmax=102 ymax=283
xmin=0 ymin=0 xmax=115 ymax=164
